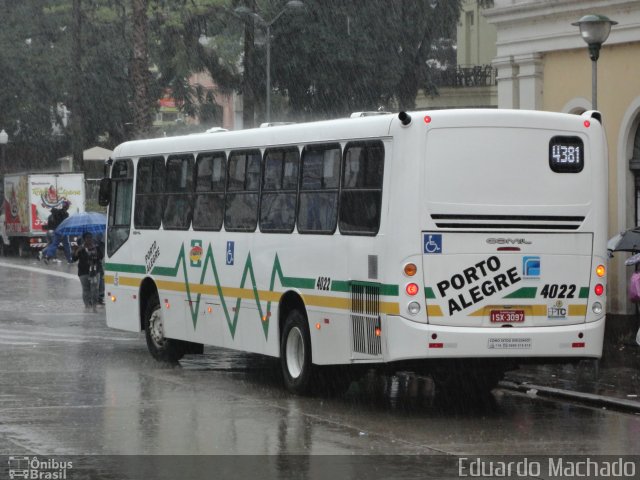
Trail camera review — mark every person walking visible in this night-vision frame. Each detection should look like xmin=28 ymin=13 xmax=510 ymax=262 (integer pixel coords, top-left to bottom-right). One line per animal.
xmin=42 ymin=200 xmax=72 ymax=263
xmin=71 ymin=232 xmax=104 ymax=312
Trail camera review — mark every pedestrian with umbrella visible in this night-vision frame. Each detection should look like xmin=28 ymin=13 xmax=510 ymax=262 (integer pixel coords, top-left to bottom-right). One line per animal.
xmin=71 ymin=231 xmax=104 ymax=312
xmin=608 ymin=227 xmax=640 ymax=346
xmin=56 ymin=212 xmax=107 ymax=311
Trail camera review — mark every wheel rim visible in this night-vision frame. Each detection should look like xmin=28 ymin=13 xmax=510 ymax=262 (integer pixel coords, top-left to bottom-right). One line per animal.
xmin=149 ymin=306 xmax=167 ymax=348
xmin=285 ymin=326 xmax=305 ymax=379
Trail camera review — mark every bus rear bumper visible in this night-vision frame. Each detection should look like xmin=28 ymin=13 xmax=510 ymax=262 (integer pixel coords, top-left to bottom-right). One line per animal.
xmin=384 ymin=315 xmax=605 ymax=362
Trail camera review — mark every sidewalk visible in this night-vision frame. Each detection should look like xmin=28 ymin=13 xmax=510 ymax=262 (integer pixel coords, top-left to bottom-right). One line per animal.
xmin=502 ymin=336 xmax=640 ymax=413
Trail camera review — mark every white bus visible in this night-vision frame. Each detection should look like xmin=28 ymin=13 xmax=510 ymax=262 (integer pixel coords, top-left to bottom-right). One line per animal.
xmin=100 ymin=109 xmax=608 ymax=395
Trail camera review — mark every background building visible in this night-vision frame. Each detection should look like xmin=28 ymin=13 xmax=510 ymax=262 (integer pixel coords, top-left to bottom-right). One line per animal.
xmin=416 ymin=0 xmax=498 ymax=109
xmin=485 ymin=0 xmax=640 ymax=319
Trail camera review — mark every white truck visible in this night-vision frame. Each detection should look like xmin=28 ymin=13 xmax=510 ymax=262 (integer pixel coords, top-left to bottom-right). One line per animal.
xmin=0 ymin=172 xmax=85 ymax=256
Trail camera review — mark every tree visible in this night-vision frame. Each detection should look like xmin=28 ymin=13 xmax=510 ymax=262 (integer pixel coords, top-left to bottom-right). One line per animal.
xmin=240 ymin=0 xmax=257 ymax=128
xmin=265 ymin=0 xmax=466 ymax=119
xmin=0 ymin=0 xmax=136 ymax=170
xmin=147 ymin=0 xmax=241 ymax=134
xmin=70 ymin=0 xmax=85 ymax=170
xmin=132 ymin=0 xmax=151 ymax=139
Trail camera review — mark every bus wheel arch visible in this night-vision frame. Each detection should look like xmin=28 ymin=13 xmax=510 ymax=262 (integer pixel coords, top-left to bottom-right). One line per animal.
xmin=138 ymin=278 xmax=201 ymax=362
xmin=278 ymin=291 xmax=307 ymax=340
xmin=278 ymin=291 xmax=314 ymax=394
xmin=138 ymin=277 xmax=159 ymax=332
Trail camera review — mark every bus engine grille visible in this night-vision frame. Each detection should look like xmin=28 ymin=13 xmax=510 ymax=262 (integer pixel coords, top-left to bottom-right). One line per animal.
xmin=350 ymin=283 xmax=382 ymax=356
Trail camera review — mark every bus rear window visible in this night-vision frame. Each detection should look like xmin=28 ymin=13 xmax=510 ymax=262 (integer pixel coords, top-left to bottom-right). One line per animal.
xmin=339 ymin=141 xmax=384 ymax=235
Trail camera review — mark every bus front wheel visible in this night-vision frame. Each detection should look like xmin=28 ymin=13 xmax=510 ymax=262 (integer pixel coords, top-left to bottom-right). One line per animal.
xmin=280 ymin=310 xmax=314 ymax=395
xmin=144 ymin=295 xmax=188 ymax=363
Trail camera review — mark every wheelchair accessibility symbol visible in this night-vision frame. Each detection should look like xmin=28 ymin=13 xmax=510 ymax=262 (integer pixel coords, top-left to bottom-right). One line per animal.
xmin=226 ymin=241 xmax=235 ymax=265
xmin=423 ymin=234 xmax=442 ymax=254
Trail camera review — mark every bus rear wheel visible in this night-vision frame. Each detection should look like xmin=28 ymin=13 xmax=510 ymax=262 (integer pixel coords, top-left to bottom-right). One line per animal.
xmin=144 ymin=295 xmax=195 ymax=363
xmin=280 ymin=310 xmax=314 ymax=395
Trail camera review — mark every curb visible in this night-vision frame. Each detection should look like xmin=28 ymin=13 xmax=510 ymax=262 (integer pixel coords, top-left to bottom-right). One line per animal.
xmin=498 ymin=380 xmax=640 ymax=414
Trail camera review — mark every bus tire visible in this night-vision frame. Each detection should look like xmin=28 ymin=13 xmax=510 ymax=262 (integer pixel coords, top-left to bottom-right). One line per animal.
xmin=144 ymin=295 xmax=186 ymax=363
xmin=280 ymin=309 xmax=314 ymax=395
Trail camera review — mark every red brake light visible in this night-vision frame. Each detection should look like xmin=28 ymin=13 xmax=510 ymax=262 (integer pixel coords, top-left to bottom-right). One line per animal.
xmin=594 ymin=284 xmax=604 ymax=296
xmin=584 ymin=120 xmax=591 ymax=128
xmin=406 ymin=283 xmax=419 ymax=296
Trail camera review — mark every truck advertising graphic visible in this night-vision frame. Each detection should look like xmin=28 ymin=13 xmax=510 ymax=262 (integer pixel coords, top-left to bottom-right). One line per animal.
xmin=2 ymin=173 xmax=85 ymax=254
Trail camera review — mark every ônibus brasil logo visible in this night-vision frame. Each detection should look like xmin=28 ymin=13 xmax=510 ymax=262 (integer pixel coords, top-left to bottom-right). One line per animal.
xmin=8 ymin=456 xmax=73 ymax=479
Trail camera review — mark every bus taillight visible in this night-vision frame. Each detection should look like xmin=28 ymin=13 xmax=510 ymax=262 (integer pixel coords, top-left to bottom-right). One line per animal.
xmin=594 ymin=284 xmax=604 ymax=296
xmin=404 ymin=263 xmax=417 ymax=277
xmin=406 ymin=283 xmax=419 ymax=296
xmin=596 ymin=264 xmax=606 ymax=277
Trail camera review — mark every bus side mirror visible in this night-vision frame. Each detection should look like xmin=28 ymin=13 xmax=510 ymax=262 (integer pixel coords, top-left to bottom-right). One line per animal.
xmin=98 ymin=178 xmax=111 ymax=206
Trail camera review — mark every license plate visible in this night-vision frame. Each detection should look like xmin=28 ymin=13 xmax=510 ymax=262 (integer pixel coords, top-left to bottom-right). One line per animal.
xmin=490 ymin=309 xmax=525 ymax=323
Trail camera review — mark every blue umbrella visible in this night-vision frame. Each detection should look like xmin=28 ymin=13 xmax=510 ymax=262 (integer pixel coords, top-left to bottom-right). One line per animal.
xmin=55 ymin=212 xmax=107 ymax=236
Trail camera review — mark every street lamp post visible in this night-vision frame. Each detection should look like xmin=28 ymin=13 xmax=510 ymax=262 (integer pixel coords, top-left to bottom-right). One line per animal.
xmin=235 ymin=1 xmax=304 ymax=123
xmin=572 ymin=14 xmax=617 ymax=110
xmin=0 ymin=129 xmax=8 ymax=175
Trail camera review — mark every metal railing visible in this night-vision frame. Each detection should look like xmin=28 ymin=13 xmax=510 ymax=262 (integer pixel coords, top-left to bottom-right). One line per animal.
xmin=431 ymin=64 xmax=497 ymax=88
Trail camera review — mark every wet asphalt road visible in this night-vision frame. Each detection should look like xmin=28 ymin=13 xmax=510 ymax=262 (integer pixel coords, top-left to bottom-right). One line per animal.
xmin=0 ymin=256 xmax=639 ymax=477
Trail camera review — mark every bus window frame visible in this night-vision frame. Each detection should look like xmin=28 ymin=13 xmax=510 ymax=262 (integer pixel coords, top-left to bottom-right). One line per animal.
xmin=224 ymin=149 xmax=262 ymax=232
xmin=297 ymin=143 xmax=342 ymax=235
xmin=260 ymin=146 xmax=300 ymax=234
xmin=134 ymin=155 xmax=166 ymax=230
xmin=107 ymin=158 xmax=134 ymax=257
xmin=163 ymin=153 xmax=195 ymax=231
xmin=193 ymin=151 xmax=227 ymax=232
xmin=338 ymin=140 xmax=385 ymax=236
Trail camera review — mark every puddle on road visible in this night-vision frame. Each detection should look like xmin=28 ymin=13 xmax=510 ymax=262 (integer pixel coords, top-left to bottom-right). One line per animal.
xmin=178 ymin=350 xmax=505 ymax=415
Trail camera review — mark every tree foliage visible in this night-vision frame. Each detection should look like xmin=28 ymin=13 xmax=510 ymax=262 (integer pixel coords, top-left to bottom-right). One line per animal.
xmin=0 ymin=0 xmax=482 ymax=170
xmin=269 ymin=0 xmax=462 ymax=120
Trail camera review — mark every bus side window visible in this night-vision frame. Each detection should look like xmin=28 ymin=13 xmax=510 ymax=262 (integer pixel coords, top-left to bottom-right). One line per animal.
xmin=260 ymin=147 xmax=299 ymax=233
xmin=193 ymin=152 xmax=226 ymax=231
xmin=134 ymin=156 xmax=165 ymax=230
xmin=225 ymin=149 xmax=261 ymax=232
xmin=107 ymin=159 xmax=133 ymax=257
xmin=339 ymin=141 xmax=384 ymax=235
xmin=163 ymin=155 xmax=194 ymax=230
xmin=298 ymin=143 xmax=341 ymax=234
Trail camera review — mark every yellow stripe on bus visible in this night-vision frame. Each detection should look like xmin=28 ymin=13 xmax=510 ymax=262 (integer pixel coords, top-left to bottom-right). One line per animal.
xmin=568 ymin=304 xmax=588 ymax=316
xmin=104 ymin=275 xmax=141 ymax=288
xmin=105 ymin=275 xmax=400 ymax=315
xmin=427 ymin=305 xmax=444 ymax=316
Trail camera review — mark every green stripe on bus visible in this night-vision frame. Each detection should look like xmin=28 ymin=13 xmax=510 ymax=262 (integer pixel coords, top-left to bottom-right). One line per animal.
xmin=104 ymin=263 xmax=146 ymax=274
xmin=503 ymin=287 xmax=537 ymax=299
xmin=283 ymin=277 xmax=316 ymax=289
xmin=425 ymin=287 xmax=436 ymax=299
xmin=579 ymin=287 xmax=589 ymax=298
xmin=330 ymin=280 xmax=350 ymax=292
